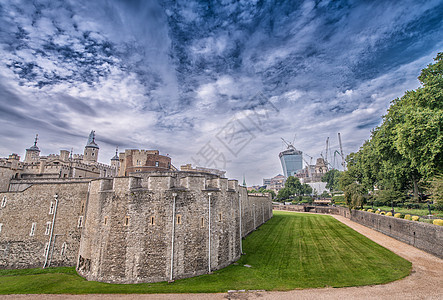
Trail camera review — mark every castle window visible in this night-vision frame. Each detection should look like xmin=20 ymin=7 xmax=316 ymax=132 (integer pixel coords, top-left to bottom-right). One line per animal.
xmin=124 ymin=216 xmax=129 ymax=226
xmin=77 ymin=216 xmax=83 ymax=228
xmin=49 ymin=202 xmax=54 ymax=214
xmin=0 ymin=223 xmax=3 ymax=234
xmin=149 ymin=216 xmax=155 ymax=225
xmin=219 ymin=213 xmax=223 ymax=222
xmin=45 ymin=222 xmax=51 ymax=235
xmin=81 ymin=203 xmax=85 ymax=214
xmin=200 ymin=217 xmax=204 ymax=228
xmin=104 ymin=216 xmax=108 ymax=225
xmin=44 ymin=242 xmax=49 ymax=257
xmin=155 ymin=161 xmax=159 ymax=167
xmin=60 ymin=242 xmax=66 ymax=256
xmin=176 ymin=215 xmax=182 ymax=224
xmin=30 ymin=222 xmax=36 ymax=236
xmin=1 ymin=196 xmax=6 ymax=208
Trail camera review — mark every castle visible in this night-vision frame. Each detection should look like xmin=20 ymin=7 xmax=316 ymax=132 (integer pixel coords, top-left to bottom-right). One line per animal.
xmin=0 ymin=132 xmax=272 ymax=283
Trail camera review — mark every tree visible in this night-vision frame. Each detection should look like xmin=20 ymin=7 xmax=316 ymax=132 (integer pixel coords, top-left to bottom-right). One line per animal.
xmin=322 ymin=169 xmax=341 ymax=191
xmin=276 ymin=187 xmax=292 ymax=201
xmin=258 ymin=188 xmax=276 ymax=199
xmin=285 ymin=176 xmax=303 ymax=195
xmin=340 ymin=53 xmax=443 ymax=203
xmin=301 ymin=183 xmax=312 ymax=196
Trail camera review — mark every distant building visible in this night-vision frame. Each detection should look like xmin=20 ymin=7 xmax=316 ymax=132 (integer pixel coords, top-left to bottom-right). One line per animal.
xmin=118 ymin=149 xmax=173 ymax=176
xmin=0 ymin=131 xmax=117 ymax=191
xmin=279 ymin=145 xmax=303 ymax=178
xmin=263 ymin=174 xmax=286 ymax=194
xmin=180 ymin=164 xmax=225 ymax=177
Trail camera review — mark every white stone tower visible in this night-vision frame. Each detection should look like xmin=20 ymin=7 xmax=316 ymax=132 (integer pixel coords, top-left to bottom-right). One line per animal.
xmin=83 ymin=131 xmax=99 ymax=163
xmin=24 ymin=134 xmax=40 ymax=163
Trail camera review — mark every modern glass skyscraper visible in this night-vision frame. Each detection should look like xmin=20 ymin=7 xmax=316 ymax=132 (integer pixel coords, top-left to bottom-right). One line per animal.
xmin=279 ymin=145 xmax=303 ymax=178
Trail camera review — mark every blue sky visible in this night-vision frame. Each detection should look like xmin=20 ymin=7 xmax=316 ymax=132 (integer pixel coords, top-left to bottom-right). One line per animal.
xmin=0 ymin=0 xmax=442 ymax=185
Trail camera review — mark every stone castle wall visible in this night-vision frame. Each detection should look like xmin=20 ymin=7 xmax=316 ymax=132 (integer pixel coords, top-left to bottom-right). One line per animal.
xmin=0 ymin=172 xmax=272 ymax=284
xmin=77 ymin=174 xmax=272 ymax=283
xmin=0 ymin=180 xmax=89 ymax=269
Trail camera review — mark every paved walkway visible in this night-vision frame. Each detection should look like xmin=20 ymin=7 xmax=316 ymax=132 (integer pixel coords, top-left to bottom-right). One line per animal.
xmin=4 ymin=214 xmax=443 ymax=300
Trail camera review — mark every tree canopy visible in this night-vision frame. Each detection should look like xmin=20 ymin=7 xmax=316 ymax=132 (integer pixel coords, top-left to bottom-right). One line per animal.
xmin=340 ymin=53 xmax=443 ymax=205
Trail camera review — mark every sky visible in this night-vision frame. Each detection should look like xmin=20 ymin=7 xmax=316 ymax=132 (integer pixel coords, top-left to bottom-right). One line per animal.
xmin=0 ymin=0 xmax=442 ymax=185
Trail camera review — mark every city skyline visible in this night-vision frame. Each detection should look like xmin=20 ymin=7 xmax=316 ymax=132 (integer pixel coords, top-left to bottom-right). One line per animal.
xmin=0 ymin=1 xmax=442 ymax=185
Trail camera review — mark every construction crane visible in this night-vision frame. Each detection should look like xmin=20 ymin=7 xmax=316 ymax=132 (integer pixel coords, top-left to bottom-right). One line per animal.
xmin=325 ymin=137 xmax=329 ymax=171
xmin=338 ymin=133 xmax=346 ymax=170
xmin=281 ymin=137 xmax=295 ymax=150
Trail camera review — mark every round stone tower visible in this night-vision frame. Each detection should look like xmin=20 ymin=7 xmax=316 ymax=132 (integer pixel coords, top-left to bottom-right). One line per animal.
xmin=83 ymin=131 xmax=99 ymax=163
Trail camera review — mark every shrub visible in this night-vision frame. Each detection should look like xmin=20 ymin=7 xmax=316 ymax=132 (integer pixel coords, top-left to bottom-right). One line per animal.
xmin=386 ymin=212 xmax=393 ymax=216
xmin=380 ymin=211 xmax=386 ymax=215
xmin=375 ymin=211 xmax=380 ymax=214
xmin=394 ymin=213 xmax=401 ymax=218
xmin=411 ymin=216 xmax=420 ymax=221
xmin=433 ymin=219 xmax=443 ymax=226
xmin=421 ymin=219 xmax=434 ymax=224
xmin=404 ymin=214 xmax=411 ymax=220
xmin=367 ymin=209 xmax=374 ymax=213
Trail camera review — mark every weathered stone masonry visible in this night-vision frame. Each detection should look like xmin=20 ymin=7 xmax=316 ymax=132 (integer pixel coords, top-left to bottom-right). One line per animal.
xmin=0 ymin=172 xmax=272 ymax=284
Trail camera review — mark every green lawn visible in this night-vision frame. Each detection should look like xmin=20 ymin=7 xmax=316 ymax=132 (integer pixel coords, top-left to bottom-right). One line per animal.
xmin=0 ymin=211 xmax=411 ymax=294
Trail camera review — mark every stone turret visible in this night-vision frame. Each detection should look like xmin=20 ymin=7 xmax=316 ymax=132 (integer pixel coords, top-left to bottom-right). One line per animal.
xmin=24 ymin=134 xmax=40 ymax=163
xmin=83 ymin=131 xmax=99 ymax=163
xmin=111 ymin=147 xmax=120 ymax=172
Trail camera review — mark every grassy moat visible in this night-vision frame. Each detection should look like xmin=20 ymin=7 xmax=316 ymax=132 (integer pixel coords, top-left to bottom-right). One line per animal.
xmin=0 ymin=211 xmax=411 ymax=294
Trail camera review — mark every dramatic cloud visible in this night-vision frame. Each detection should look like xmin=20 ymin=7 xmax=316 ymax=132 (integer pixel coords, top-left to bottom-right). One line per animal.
xmin=0 ymin=0 xmax=442 ymax=184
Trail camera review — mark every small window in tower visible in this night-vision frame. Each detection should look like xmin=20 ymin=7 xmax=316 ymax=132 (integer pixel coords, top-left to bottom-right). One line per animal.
xmin=1 ymin=196 xmax=6 ymax=208
xmin=200 ymin=217 xmax=204 ymax=228
xmin=49 ymin=201 xmax=54 ymax=214
xmin=219 ymin=213 xmax=223 ymax=222
xmin=30 ymin=222 xmax=36 ymax=236
xmin=176 ymin=215 xmax=182 ymax=224
xmin=155 ymin=161 xmax=159 ymax=167
xmin=124 ymin=216 xmax=129 ymax=226
xmin=60 ymin=242 xmax=67 ymax=256
xmin=81 ymin=203 xmax=85 ymax=213
xmin=45 ymin=222 xmax=51 ymax=235
xmin=104 ymin=216 xmax=108 ymax=225
xmin=149 ymin=216 xmax=155 ymax=225
xmin=77 ymin=216 xmax=83 ymax=228
xmin=0 ymin=223 xmax=3 ymax=234
xmin=92 ymin=153 xmax=95 ymax=156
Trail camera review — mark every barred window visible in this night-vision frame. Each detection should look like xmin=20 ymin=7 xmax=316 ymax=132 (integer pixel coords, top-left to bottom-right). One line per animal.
xmin=45 ymin=222 xmax=51 ymax=235
xmin=49 ymin=201 xmax=54 ymax=214
xmin=77 ymin=216 xmax=83 ymax=228
xmin=30 ymin=222 xmax=36 ymax=236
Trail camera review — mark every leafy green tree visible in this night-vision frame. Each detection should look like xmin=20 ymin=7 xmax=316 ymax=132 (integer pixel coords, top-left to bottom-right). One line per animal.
xmin=276 ymin=187 xmax=292 ymax=201
xmin=258 ymin=188 xmax=276 ymax=199
xmin=322 ymin=169 xmax=342 ymax=191
xmin=301 ymin=183 xmax=312 ymax=196
xmin=340 ymin=53 xmax=443 ymax=202
xmin=285 ymin=176 xmax=303 ymax=195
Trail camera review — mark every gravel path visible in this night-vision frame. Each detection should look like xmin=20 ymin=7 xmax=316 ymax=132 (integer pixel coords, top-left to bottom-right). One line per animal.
xmin=3 ymin=214 xmax=442 ymax=300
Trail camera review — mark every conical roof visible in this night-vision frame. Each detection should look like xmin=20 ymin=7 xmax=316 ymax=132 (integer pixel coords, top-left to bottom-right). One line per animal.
xmin=27 ymin=134 xmax=40 ymax=152
xmin=85 ymin=130 xmax=99 ymax=149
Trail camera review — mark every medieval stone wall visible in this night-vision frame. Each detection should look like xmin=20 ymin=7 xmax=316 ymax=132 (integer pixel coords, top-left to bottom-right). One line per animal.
xmin=0 ymin=172 xmax=272 ymax=284
xmin=0 ymin=180 xmax=89 ymax=269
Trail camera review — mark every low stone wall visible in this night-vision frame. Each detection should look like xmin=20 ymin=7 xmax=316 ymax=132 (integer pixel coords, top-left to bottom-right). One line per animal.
xmin=350 ymin=210 xmax=443 ymax=259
